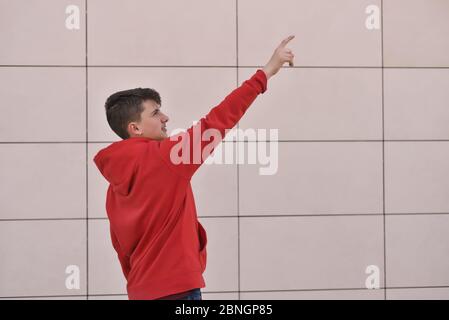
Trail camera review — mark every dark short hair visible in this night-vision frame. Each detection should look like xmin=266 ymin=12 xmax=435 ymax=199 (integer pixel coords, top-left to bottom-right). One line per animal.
xmin=105 ymin=88 xmax=161 ymax=139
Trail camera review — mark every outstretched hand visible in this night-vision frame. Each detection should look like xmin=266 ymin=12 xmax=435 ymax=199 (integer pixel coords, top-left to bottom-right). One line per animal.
xmin=262 ymin=35 xmax=295 ymax=79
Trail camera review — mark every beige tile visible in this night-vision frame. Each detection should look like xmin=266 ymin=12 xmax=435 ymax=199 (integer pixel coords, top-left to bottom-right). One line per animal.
xmin=239 ymin=142 xmax=383 ymax=215
xmin=202 ymin=292 xmax=239 ymax=300
xmin=88 ymin=0 xmax=235 ymax=65
xmin=0 ymin=67 xmax=85 ymax=142
xmin=387 ymin=288 xmax=449 ymax=300
xmin=88 ymin=220 xmax=127 ymax=295
xmin=239 ymin=68 xmax=382 ymax=140
xmin=385 ymin=142 xmax=449 ymax=214
xmin=240 ymin=216 xmax=384 ymax=291
xmin=384 ymin=0 xmax=449 ymax=67
xmin=88 ymin=67 xmax=238 ymax=141
xmin=88 ymin=295 xmax=128 ymax=300
xmin=0 ymin=143 xmax=86 ymax=219
xmin=241 ymin=289 xmax=384 ymax=300
xmin=239 ymin=0 xmax=381 ymax=67
xmin=386 ymin=215 xmax=449 ymax=287
xmin=0 ymin=0 xmax=85 ymax=65
xmin=0 ymin=220 xmax=86 ymax=297
xmin=199 ymin=217 xmax=238 ymax=292
xmin=384 ymin=69 xmax=449 ymax=140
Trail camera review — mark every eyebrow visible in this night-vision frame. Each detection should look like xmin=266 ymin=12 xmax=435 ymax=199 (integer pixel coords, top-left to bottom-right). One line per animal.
xmin=151 ymin=105 xmax=161 ymax=115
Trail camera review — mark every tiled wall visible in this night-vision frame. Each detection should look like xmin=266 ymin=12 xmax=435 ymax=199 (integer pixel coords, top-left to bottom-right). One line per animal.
xmin=1 ymin=0 xmax=449 ymax=300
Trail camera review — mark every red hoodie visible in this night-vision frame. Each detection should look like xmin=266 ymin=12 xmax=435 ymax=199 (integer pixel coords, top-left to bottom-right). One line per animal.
xmin=93 ymin=69 xmax=267 ymax=300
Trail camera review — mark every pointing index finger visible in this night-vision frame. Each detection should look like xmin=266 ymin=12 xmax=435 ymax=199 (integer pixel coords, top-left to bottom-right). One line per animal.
xmin=280 ymin=35 xmax=295 ymax=47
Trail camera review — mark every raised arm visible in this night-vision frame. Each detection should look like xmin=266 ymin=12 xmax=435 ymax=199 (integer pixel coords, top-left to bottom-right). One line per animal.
xmin=157 ymin=35 xmax=296 ymax=180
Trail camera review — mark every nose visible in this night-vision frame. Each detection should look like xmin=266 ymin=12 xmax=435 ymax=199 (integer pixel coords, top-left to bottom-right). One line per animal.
xmin=162 ymin=114 xmax=169 ymax=123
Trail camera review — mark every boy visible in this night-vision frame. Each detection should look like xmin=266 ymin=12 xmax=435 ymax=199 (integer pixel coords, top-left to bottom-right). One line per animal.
xmin=93 ymin=36 xmax=295 ymax=300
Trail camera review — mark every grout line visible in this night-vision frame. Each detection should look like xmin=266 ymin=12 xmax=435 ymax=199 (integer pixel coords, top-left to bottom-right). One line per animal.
xmin=2 ymin=285 xmax=449 ymax=299
xmin=3 ymin=139 xmax=449 ymax=144
xmin=3 ymin=212 xmax=449 ymax=222
xmin=227 ymin=285 xmax=449 ymax=294
xmin=0 ymin=218 xmax=90 ymax=222
xmin=381 ymin=0 xmax=387 ymax=301
xmin=235 ymin=0 xmax=241 ymax=301
xmin=85 ymin=0 xmax=89 ymax=300
xmin=1 ymin=65 xmax=448 ymax=69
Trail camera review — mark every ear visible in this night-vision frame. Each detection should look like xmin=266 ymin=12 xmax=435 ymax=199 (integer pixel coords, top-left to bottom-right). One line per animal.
xmin=127 ymin=122 xmax=142 ymax=136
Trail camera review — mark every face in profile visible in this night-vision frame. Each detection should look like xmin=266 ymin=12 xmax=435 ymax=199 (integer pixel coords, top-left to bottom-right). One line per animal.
xmin=128 ymin=100 xmax=170 ymax=140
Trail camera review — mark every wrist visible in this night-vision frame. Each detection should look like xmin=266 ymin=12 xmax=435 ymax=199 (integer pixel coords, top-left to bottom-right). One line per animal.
xmin=262 ymin=66 xmax=273 ymax=80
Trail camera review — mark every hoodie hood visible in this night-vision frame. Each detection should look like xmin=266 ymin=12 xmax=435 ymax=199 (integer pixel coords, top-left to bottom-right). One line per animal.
xmin=93 ymin=137 xmax=150 ymax=196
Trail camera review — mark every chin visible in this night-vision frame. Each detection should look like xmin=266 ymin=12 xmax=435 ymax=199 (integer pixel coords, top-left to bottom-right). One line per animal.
xmin=154 ymin=132 xmax=168 ymax=141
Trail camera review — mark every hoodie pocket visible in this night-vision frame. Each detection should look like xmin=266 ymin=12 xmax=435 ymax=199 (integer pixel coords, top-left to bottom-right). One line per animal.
xmin=197 ymin=221 xmax=208 ymax=272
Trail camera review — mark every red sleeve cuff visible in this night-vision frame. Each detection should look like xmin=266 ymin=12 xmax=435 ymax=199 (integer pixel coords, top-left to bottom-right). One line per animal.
xmin=247 ymin=69 xmax=268 ymax=94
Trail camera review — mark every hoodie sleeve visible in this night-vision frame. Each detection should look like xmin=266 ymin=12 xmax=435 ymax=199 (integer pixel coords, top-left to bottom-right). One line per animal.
xmin=156 ymin=69 xmax=267 ymax=180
